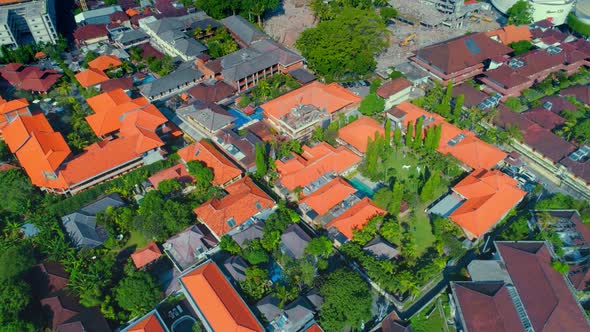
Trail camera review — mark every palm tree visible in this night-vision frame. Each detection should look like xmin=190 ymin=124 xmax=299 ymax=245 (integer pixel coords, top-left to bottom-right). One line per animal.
xmin=193 ymin=27 xmax=202 ymax=39
xmin=506 ymin=124 xmax=523 ymax=142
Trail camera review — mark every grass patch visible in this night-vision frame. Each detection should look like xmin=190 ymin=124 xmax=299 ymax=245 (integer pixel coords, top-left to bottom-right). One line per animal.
xmin=126 ymin=229 xmax=148 ymax=250
xmin=405 ymin=206 xmax=436 ymax=256
xmin=411 ymin=302 xmax=446 ymax=332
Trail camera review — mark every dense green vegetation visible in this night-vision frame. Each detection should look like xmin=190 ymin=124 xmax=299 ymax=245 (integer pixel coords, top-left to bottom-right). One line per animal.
xmin=296 ymin=7 xmax=388 ymax=81
xmin=191 ymin=0 xmax=279 ymax=25
xmin=568 ymin=13 xmax=590 ymax=37
xmin=507 ymin=0 xmax=533 ymax=25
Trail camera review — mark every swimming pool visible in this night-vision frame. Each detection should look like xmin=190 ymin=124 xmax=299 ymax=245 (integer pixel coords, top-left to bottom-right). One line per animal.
xmin=268 ymin=261 xmax=284 ymax=283
xmin=142 ymin=74 xmax=156 ymax=84
xmin=348 ymin=177 xmax=378 ymax=198
xmin=228 ymin=107 xmax=264 ymax=128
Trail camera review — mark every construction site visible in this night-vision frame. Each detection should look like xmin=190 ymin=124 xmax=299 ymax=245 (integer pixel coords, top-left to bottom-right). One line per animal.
xmin=377 ymin=0 xmax=502 ymax=73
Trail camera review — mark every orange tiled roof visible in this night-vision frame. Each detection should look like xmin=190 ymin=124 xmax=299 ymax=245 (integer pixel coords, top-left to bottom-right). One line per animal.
xmin=178 ymin=140 xmax=242 ymax=187
xmin=85 ymin=89 xmax=160 ymax=136
xmin=325 ymin=197 xmax=386 ymax=240
xmin=305 ymin=324 xmax=324 ymax=332
xmin=450 ymin=169 xmax=526 ymax=239
xmin=127 ymin=313 xmax=165 ymax=332
xmin=3 ymin=113 xmax=71 ymax=189
xmin=275 ymin=142 xmax=361 ymax=191
xmin=299 ymin=177 xmax=356 ymax=216
xmin=338 ymin=116 xmax=385 ymax=153
xmin=75 ymin=68 xmax=109 ymax=88
xmin=181 ymin=261 xmax=263 ymax=332
xmin=194 ymin=176 xmax=274 ymax=238
xmin=148 ymin=163 xmax=194 ymax=188
xmin=131 ymin=242 xmax=162 ymax=269
xmin=126 ymin=8 xmax=140 ymax=17
xmin=486 ymin=25 xmax=532 ymax=45
xmin=394 ymin=102 xmax=506 ymax=169
xmin=0 ymin=97 xmax=29 ymax=131
xmin=88 ymin=55 xmax=122 ymax=72
xmin=261 ymin=81 xmax=362 ymax=120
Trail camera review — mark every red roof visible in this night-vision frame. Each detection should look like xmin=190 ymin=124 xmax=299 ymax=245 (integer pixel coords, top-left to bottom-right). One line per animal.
xmin=148 ymin=163 xmax=194 ymax=188
xmin=304 ymin=324 xmax=324 ymax=332
xmin=497 ymin=242 xmax=590 ymax=332
xmin=522 ymin=124 xmax=576 ymax=163
xmin=131 ymin=242 xmax=162 ymax=269
xmin=561 ymin=85 xmax=590 ymax=105
xmin=325 ymin=197 xmax=386 ymax=240
xmin=100 ymin=77 xmax=134 ymax=92
xmin=450 ymin=169 xmax=526 ymax=239
xmin=299 ymin=177 xmax=357 ymax=216
xmin=187 ymin=81 xmax=236 ymax=103
xmin=88 ymin=55 xmax=122 ymax=71
xmin=376 ymin=78 xmax=412 ymax=99
xmin=73 ymin=24 xmax=108 ymax=42
xmin=0 ymin=97 xmax=29 ymax=130
xmin=485 ymin=24 xmax=532 ymax=45
xmin=127 ymin=313 xmax=165 ymax=332
xmin=194 ymin=176 xmax=274 ymax=238
xmin=0 ymin=63 xmax=62 ymax=92
xmin=138 ymin=43 xmax=164 ymax=59
xmin=338 ymin=116 xmax=384 ymax=153
xmin=276 ymin=142 xmax=361 ymax=191
xmin=262 ymin=82 xmax=362 ymax=120
xmin=181 ymin=261 xmax=263 ymax=332
xmin=177 ymin=140 xmax=242 ymax=187
xmin=523 ymin=108 xmax=566 ymax=130
xmin=75 ymin=68 xmax=109 ymax=88
xmin=452 ymin=282 xmax=524 ymax=332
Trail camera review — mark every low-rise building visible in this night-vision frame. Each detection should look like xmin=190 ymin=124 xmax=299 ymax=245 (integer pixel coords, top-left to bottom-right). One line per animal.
xmin=337 ymin=116 xmax=385 ymax=155
xmin=451 ymin=241 xmax=590 ymax=332
xmin=325 ymin=197 xmax=386 ymax=245
xmin=376 ymin=78 xmax=412 ymax=109
xmin=131 ymin=242 xmax=162 ymax=269
xmin=73 ymin=24 xmax=109 ymax=46
xmin=280 ymin=223 xmax=311 ymax=260
xmin=193 ymin=176 xmax=274 ymax=239
xmin=75 ymin=67 xmax=110 ymax=88
xmin=298 ymin=177 xmax=357 ymax=222
xmin=261 ymin=82 xmax=362 ymax=140
xmin=0 ymin=63 xmax=61 ymax=93
xmin=139 ymin=61 xmax=203 ymax=101
xmin=177 ymin=140 xmax=242 ymax=187
xmin=163 ymin=225 xmax=218 ymax=272
xmin=176 ymin=101 xmax=235 ymax=135
xmin=213 ymin=128 xmax=263 ymax=172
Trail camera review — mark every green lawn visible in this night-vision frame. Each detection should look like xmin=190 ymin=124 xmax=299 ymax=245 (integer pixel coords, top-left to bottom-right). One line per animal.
xmin=383 ymin=148 xmax=421 ymax=178
xmin=405 ymin=205 xmax=436 ymax=256
xmin=125 ymin=229 xmax=148 ymax=250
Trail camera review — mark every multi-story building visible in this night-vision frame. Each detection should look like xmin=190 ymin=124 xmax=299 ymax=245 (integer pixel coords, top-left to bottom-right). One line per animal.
xmin=0 ymin=0 xmax=57 ymax=47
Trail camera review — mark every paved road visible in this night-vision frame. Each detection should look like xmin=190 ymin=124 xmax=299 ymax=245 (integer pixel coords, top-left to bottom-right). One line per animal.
xmin=160 ymin=108 xmax=205 ymax=142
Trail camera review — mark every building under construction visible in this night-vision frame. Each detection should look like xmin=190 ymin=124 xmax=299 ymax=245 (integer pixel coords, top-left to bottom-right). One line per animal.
xmin=392 ymin=0 xmax=488 ymax=28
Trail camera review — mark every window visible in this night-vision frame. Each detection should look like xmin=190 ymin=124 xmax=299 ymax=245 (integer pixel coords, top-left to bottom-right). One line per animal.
xmin=226 ymin=217 xmax=236 ymax=228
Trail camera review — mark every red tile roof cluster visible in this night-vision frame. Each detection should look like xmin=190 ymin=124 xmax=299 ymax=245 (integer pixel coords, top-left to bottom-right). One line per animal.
xmin=394 ymin=102 xmax=507 ymax=170
xmin=414 ymin=32 xmax=512 ymax=75
xmin=338 ymin=116 xmax=385 ymax=154
xmin=73 ymin=24 xmax=108 ymax=42
xmin=100 ymin=77 xmax=134 ymax=92
xmin=85 ymin=89 xmax=166 ymax=137
xmin=326 ymin=197 xmax=386 ymax=240
xmin=131 ymin=242 xmax=162 ymax=269
xmin=88 ymin=55 xmax=122 ymax=71
xmin=187 ymin=81 xmax=236 ymax=103
xmin=178 ymin=140 xmax=242 ymax=187
xmin=0 ymin=97 xmax=30 ymax=131
xmin=194 ymin=176 xmax=274 ymax=238
xmin=181 ymin=261 xmax=263 ymax=331
xmin=110 ymin=10 xmax=130 ymax=24
xmin=497 ymin=242 xmax=590 ymax=331
xmin=75 ymin=68 xmax=110 ymax=88
xmin=148 ymin=163 xmax=194 ymax=188
xmin=138 ymin=42 xmax=164 ymax=59
xmin=523 ymin=108 xmax=566 ymax=130
xmin=453 ymin=83 xmax=489 ymax=108
xmin=0 ymin=63 xmax=62 ymax=92
xmin=275 ymin=142 xmax=361 ymax=191
xmin=449 ymin=169 xmax=526 ymax=239
xmin=561 ymin=85 xmax=590 ymax=105
xmin=299 ymin=177 xmax=356 ymax=216
xmin=376 ymin=78 xmax=412 ymax=99
xmin=262 ymin=82 xmax=362 ymax=120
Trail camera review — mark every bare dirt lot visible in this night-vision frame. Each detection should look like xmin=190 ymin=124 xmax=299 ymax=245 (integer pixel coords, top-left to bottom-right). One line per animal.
xmin=264 ymin=0 xmax=316 ymax=47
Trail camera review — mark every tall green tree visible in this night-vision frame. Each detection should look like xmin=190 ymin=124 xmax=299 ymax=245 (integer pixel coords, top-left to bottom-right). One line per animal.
xmin=0 ymin=245 xmax=35 ymax=281
xmin=413 ymin=117 xmax=424 ymax=149
xmin=507 ymin=0 xmax=534 ymax=25
xmin=115 ymin=271 xmax=162 ymax=318
xmin=359 ymin=93 xmax=385 ymax=115
xmin=452 ymin=94 xmax=464 ymax=121
xmin=384 ymin=118 xmax=391 ymax=143
xmin=393 ymin=127 xmax=402 ymax=148
xmin=305 ymin=236 xmax=333 ymax=258
xmin=296 ymin=7 xmax=388 ymax=80
xmin=255 ymin=143 xmax=268 ymax=178
xmin=390 ymin=181 xmax=403 ymax=215
xmin=405 ymin=121 xmax=414 ymax=147
xmin=319 ymin=269 xmax=372 ymax=332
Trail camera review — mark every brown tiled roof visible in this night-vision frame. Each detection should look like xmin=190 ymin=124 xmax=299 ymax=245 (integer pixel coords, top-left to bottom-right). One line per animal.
xmin=569 ymin=264 xmax=590 ymax=291
xmin=415 ymin=32 xmax=512 ymax=74
xmin=452 ymin=282 xmax=524 ymax=332
xmin=138 ymin=43 xmax=164 ymax=59
xmin=188 ymin=81 xmax=236 ymax=103
xmin=539 ymin=95 xmax=577 ymax=114
xmin=561 ymin=85 xmax=590 ymax=105
xmin=523 ymin=108 xmax=566 ymax=130
xmin=522 ymin=124 xmax=576 ymax=162
xmin=100 ymin=77 xmax=134 ymax=92
xmin=376 ymin=78 xmax=412 ymax=99
xmin=561 ymin=157 xmax=590 ymax=184
xmin=453 ymin=84 xmax=489 ymax=108
xmin=494 ymin=105 xmax=535 ymax=131
xmin=497 ymin=242 xmax=590 ymax=332
xmin=73 ymin=24 xmax=107 ymax=42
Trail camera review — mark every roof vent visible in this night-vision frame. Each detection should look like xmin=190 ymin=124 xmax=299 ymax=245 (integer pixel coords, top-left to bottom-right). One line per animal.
xmin=448 ymin=133 xmax=467 ymax=146
xmin=569 ymin=145 xmax=590 ymax=161
xmin=543 ymin=101 xmax=553 ymax=110
xmin=547 ymin=46 xmax=562 ymax=55
xmin=508 ymin=58 xmax=525 ymax=69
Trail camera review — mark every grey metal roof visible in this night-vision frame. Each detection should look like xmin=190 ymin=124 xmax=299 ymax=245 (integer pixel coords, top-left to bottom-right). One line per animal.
xmin=428 ymin=193 xmax=464 ymax=218
xmin=256 ymin=295 xmax=282 ymax=322
xmin=251 ymin=39 xmax=303 ymax=67
xmin=363 ymin=236 xmax=400 ymax=260
xmin=177 ymin=101 xmax=235 ymax=132
xmin=79 ymin=193 xmax=125 ymax=215
xmin=289 ymin=68 xmax=316 ymax=84
xmin=171 ymin=38 xmax=207 ymax=57
xmin=305 ymin=289 xmax=323 ymax=311
xmin=75 ymin=6 xmax=122 ymax=24
xmin=223 ymin=255 xmax=248 ymax=282
xmin=231 ymin=222 xmax=265 ymax=249
xmin=283 ymin=297 xmax=315 ymax=328
xmin=114 ymin=29 xmax=149 ymax=45
xmin=190 ymin=18 xmax=222 ymax=31
xmin=164 ymin=225 xmax=216 ymax=271
xmin=139 ymin=63 xmax=203 ymax=98
xmin=220 ymin=48 xmax=278 ymax=82
xmin=467 ymin=260 xmax=511 ymax=283
xmin=221 ymin=15 xmax=268 ymax=46
xmin=280 ymin=224 xmax=311 ymax=259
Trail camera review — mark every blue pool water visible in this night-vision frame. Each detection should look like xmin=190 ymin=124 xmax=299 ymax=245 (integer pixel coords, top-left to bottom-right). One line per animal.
xmin=348 ymin=177 xmax=377 ymax=198
xmin=228 ymin=107 xmax=264 ymax=127
xmin=142 ymin=74 xmax=156 ymax=84
xmin=269 ymin=261 xmax=284 ymax=283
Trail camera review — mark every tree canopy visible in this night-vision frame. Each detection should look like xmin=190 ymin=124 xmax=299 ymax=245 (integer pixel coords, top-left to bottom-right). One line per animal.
xmin=296 ymin=7 xmax=388 ymax=81
xmin=114 ymin=271 xmax=162 ymax=318
xmin=507 ymin=0 xmax=533 ymax=25
xmin=359 ymin=93 xmax=385 ymax=115
xmin=318 ymin=269 xmax=373 ymax=332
